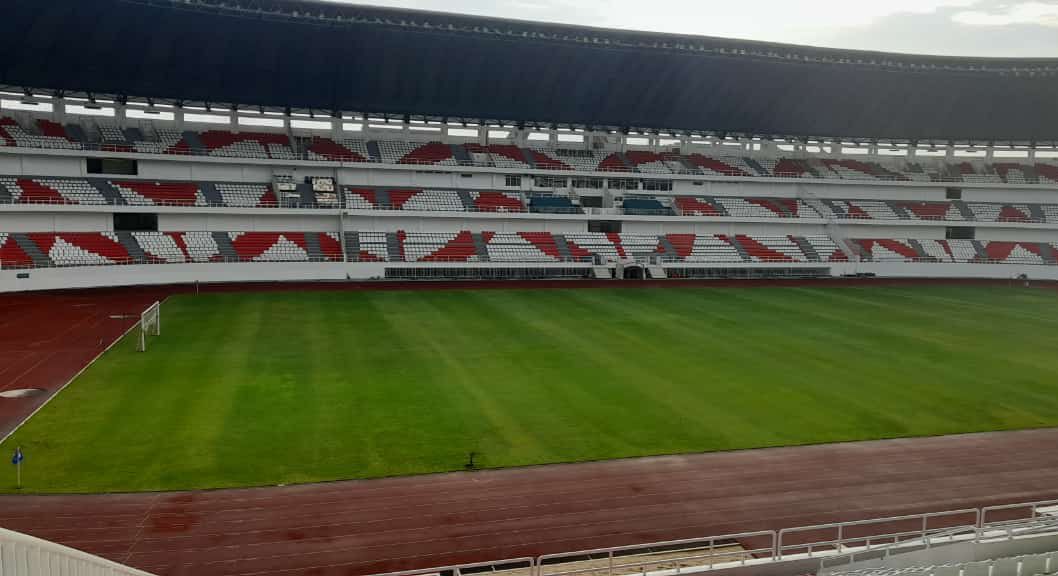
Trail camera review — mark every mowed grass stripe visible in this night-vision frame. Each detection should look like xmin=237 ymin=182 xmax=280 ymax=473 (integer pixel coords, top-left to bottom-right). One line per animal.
xmin=3 ymin=285 xmax=1057 ymax=493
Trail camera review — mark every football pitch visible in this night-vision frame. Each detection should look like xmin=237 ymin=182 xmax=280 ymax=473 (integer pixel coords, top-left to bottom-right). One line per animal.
xmin=5 ymin=285 xmax=1058 ymax=493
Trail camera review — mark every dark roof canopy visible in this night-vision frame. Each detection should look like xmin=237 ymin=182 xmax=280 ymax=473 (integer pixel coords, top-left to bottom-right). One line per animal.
xmin=2 ymin=0 xmax=1058 ymax=143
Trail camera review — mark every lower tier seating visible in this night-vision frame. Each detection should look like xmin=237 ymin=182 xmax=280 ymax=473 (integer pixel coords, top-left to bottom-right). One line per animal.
xmin=4 ymin=231 xmax=1057 ymax=268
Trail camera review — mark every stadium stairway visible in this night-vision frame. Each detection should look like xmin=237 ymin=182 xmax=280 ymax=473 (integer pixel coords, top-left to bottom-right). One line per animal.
xmin=887 ymin=201 xmax=912 ymax=220
xmin=613 ymin=152 xmax=635 ymax=172
xmin=116 ymin=232 xmax=148 ymax=264
xmin=211 ymin=232 xmax=238 ymax=261
xmin=365 ymin=141 xmax=383 ymax=162
xmin=905 ymin=239 xmax=935 ymax=260
xmin=668 ymin=155 xmax=699 ymax=173
xmin=304 ymin=233 xmax=325 ymax=261
xmin=11 ymin=234 xmax=52 ymax=267
xmin=295 ymin=183 xmax=316 ymax=207
xmin=450 ymin=145 xmax=472 ymax=164
xmin=0 ymin=182 xmax=10 ymax=203
xmin=971 ymin=240 xmax=989 ymax=261
xmin=65 ymin=123 xmax=87 ymax=143
xmin=952 ymin=200 xmax=976 ymax=221
xmin=471 ymin=233 xmax=491 ymax=261
xmin=375 ymin=189 xmax=393 ymax=210
xmin=386 ymin=232 xmax=403 ymax=261
xmin=1040 ymin=244 xmax=1058 ymax=264
xmin=198 ymin=182 xmax=225 ymax=206
xmin=742 ymin=157 xmax=768 ymax=176
xmin=1027 ymin=204 xmax=1047 ymax=222
xmin=724 ymin=235 xmax=752 ymax=261
xmin=88 ymin=179 xmax=126 ymax=205
xmin=181 ymin=131 xmax=206 ymax=155
xmin=456 ymin=189 xmax=474 ymax=210
xmin=552 ymin=235 xmax=575 ymax=261
xmin=791 ymin=236 xmax=821 ymax=261
xmin=345 ymin=232 xmax=363 ymax=262
xmin=657 ymin=235 xmax=679 ymax=259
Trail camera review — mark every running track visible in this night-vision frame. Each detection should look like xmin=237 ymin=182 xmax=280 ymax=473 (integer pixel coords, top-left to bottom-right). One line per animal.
xmin=0 ymin=430 xmax=1055 ymax=575
xmin=1 ymin=282 xmax=1056 ymax=575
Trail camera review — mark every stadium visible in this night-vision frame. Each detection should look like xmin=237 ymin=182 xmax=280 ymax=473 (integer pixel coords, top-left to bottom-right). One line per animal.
xmin=1 ymin=0 xmax=1058 ymax=575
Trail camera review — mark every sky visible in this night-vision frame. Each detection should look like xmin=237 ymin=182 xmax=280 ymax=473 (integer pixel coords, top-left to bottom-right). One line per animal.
xmin=341 ymin=0 xmax=1058 ymax=57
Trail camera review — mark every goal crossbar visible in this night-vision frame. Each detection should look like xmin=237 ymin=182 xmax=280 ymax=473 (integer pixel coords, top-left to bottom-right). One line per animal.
xmin=138 ymin=301 xmax=161 ymax=352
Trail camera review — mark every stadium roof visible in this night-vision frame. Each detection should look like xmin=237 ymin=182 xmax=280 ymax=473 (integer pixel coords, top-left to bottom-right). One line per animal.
xmin=3 ymin=0 xmax=1058 ymax=144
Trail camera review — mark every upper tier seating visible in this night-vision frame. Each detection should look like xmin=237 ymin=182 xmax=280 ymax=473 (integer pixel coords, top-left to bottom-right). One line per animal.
xmin=199 ymin=131 xmax=297 ymax=160
xmin=0 ymin=117 xmax=80 ymax=150
xmin=305 ymin=137 xmax=370 ymax=162
xmin=464 ymin=144 xmax=533 ymax=169
xmin=215 ymin=183 xmax=277 ymax=208
xmin=471 ymin=191 xmax=524 ymax=212
xmin=113 ymin=181 xmax=206 ymax=207
xmin=0 ymin=177 xmax=106 ymax=205
xmin=400 ymin=190 xmax=465 ymax=212
xmin=377 ymin=141 xmax=458 ymax=166
xmin=6 ymin=114 xmax=1058 ymax=185
xmin=530 ymin=147 xmax=597 ymax=171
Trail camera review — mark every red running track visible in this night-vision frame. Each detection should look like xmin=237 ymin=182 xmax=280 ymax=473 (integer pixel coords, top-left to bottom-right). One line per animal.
xmin=0 ymin=287 xmax=171 ymax=439
xmin=0 ymin=429 xmax=1055 ymax=576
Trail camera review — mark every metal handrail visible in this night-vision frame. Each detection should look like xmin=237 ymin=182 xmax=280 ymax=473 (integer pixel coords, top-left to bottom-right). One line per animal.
xmin=777 ymin=508 xmax=980 ymax=559
xmin=536 ymin=530 xmax=775 ymax=576
xmin=981 ymin=499 xmax=1058 ymax=527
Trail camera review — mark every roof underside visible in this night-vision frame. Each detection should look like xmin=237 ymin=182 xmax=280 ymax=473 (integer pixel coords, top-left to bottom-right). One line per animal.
xmin=2 ymin=0 xmax=1058 ymax=142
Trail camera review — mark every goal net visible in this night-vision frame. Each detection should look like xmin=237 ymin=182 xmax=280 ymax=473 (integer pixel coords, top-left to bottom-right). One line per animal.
xmin=138 ymin=301 xmax=161 ymax=352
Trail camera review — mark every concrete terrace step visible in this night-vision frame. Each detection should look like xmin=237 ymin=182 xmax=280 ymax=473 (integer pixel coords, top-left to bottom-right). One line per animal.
xmin=115 ymin=232 xmax=148 ymax=264
xmin=471 ymin=233 xmax=490 ymax=261
xmin=212 ymin=232 xmax=238 ymax=260
xmin=11 ymin=234 xmax=52 ymax=267
xmin=344 ymin=232 xmax=361 ymax=262
xmin=790 ymin=236 xmax=821 ymax=262
xmin=303 ymin=233 xmax=324 ymax=261
xmin=198 ymin=182 xmax=225 ymax=206
xmin=88 ymin=179 xmax=126 ymax=205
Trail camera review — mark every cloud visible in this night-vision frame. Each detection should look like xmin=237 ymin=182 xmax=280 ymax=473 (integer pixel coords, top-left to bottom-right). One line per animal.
xmin=952 ymin=1 xmax=1058 ymax=27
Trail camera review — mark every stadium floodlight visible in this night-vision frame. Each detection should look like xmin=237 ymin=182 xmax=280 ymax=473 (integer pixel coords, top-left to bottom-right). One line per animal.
xmin=138 ymin=301 xmax=161 ymax=352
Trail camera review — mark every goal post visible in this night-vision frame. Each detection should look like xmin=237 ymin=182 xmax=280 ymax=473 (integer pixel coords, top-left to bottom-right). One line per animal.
xmin=138 ymin=301 xmax=161 ymax=352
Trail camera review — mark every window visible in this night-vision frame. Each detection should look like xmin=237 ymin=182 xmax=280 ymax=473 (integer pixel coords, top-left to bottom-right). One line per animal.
xmin=572 ymin=177 xmax=603 ymax=189
xmin=945 ymin=188 xmax=962 ymax=200
xmin=114 ymin=213 xmax=157 ymax=232
xmin=608 ymin=178 xmax=638 ymax=190
xmin=642 ymin=179 xmax=672 ymax=191
xmin=87 ymin=158 xmax=138 ymax=175
xmin=579 ymin=196 xmax=603 ymax=208
xmin=534 ymin=176 xmax=567 ymax=188
xmin=589 ymin=220 xmax=622 ymax=233
xmin=504 ymin=175 xmax=522 ymax=188
xmin=947 ymin=227 xmax=974 ymax=240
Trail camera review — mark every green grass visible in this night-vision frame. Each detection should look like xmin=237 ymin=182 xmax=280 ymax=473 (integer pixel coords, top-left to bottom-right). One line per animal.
xmin=4 ymin=285 xmax=1058 ymax=493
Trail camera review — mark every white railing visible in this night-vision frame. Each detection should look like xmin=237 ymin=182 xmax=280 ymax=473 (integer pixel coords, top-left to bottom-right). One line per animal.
xmin=537 ymin=530 xmax=775 ymax=576
xmin=777 ymin=509 xmax=980 ymax=559
xmin=0 ymin=527 xmax=155 ymax=576
xmin=363 ymin=501 xmax=1058 ymax=576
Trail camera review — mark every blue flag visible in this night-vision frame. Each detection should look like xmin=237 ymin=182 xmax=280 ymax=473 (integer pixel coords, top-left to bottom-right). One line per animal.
xmin=11 ymin=448 xmax=23 ymax=465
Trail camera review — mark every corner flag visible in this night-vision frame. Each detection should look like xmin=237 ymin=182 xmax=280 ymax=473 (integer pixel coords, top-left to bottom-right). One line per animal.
xmin=12 ymin=447 xmax=23 ymax=489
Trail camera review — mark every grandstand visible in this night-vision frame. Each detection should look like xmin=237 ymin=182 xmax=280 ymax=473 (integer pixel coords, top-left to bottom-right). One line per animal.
xmin=2 ymin=1 xmax=1058 ymax=576
xmin=0 ymin=0 xmax=1057 ymax=287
